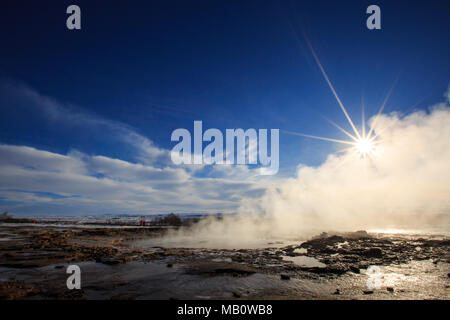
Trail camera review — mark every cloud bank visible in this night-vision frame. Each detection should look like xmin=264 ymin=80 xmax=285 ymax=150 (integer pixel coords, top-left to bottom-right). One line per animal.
xmin=0 ymin=80 xmax=268 ymax=216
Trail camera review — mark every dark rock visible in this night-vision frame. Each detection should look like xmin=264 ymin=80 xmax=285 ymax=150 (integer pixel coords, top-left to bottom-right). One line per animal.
xmin=280 ymin=274 xmax=290 ymax=280
xmin=301 ymin=235 xmax=345 ymax=250
xmin=387 ymin=287 xmax=394 ymax=292
xmin=166 ymin=263 xmax=173 ymax=268
xmin=232 ymin=291 xmax=241 ymax=298
xmin=349 ymin=265 xmax=360 ymax=273
xmin=363 ymin=248 xmax=383 ymax=258
xmin=363 ymin=290 xmax=374 ymax=294
xmin=300 ymin=264 xmax=347 ymax=275
xmin=184 ymin=262 xmax=256 ymax=277
xmin=334 ymin=289 xmax=340 ymax=295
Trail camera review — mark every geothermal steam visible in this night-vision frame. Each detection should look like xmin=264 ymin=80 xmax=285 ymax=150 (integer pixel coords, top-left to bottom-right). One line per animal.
xmin=164 ymin=92 xmax=450 ymax=248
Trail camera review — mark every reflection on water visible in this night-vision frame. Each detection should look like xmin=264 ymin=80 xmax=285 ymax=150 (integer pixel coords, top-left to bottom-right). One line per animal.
xmin=368 ymin=227 xmax=450 ymax=237
xmin=282 ymin=256 xmax=326 ymax=268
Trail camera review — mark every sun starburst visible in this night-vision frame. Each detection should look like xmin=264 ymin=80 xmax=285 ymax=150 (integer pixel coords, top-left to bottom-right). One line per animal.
xmin=355 ymin=138 xmax=374 ymax=157
xmin=282 ymin=36 xmax=394 ymax=160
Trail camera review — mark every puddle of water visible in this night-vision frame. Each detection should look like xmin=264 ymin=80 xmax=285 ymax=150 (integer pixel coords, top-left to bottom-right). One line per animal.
xmin=211 ymin=258 xmax=232 ymax=262
xmin=282 ymin=256 xmax=326 ymax=268
xmin=0 ymin=237 xmax=24 ymax=242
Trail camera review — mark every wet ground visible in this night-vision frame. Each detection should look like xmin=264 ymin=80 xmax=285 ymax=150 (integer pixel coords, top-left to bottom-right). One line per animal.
xmin=0 ymin=223 xmax=448 ymax=300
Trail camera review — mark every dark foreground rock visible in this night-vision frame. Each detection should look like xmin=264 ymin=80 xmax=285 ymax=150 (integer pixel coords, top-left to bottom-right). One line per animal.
xmin=183 ymin=261 xmax=257 ymax=277
xmin=297 ymin=231 xmax=449 ymax=275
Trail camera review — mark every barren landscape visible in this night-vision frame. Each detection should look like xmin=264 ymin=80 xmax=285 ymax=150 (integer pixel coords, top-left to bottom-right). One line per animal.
xmin=0 ymin=218 xmax=448 ymax=300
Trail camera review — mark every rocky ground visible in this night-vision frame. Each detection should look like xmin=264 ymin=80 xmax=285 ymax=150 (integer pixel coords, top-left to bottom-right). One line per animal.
xmin=0 ymin=223 xmax=449 ymax=300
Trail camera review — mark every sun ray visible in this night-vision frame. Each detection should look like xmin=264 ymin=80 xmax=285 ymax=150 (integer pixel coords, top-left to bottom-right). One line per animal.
xmin=367 ymin=78 xmax=398 ymax=139
xmin=367 ymin=119 xmax=391 ymax=142
xmin=304 ymin=37 xmax=362 ymax=140
xmin=362 ymin=96 xmax=366 ymax=138
xmin=323 ymin=117 xmax=359 ymax=142
xmin=334 ymin=146 xmax=355 ymax=154
xmin=282 ymin=130 xmax=356 ymax=146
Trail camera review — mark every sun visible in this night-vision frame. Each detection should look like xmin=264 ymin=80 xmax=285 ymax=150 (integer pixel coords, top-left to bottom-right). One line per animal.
xmin=281 ymin=36 xmax=392 ymax=160
xmin=355 ymin=138 xmax=374 ymax=156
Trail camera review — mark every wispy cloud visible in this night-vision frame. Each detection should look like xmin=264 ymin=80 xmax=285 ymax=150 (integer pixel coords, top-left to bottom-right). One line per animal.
xmin=0 ymin=79 xmax=167 ymax=164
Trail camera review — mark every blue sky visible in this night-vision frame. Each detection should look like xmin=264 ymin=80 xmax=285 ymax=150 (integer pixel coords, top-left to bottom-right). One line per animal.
xmin=0 ymin=0 xmax=449 ymax=216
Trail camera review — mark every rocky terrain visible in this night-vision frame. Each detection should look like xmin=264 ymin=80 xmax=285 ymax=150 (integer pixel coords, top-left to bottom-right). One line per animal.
xmin=0 ymin=223 xmax=449 ymax=300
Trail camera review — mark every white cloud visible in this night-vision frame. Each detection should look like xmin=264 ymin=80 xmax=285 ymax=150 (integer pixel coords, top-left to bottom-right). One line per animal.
xmin=0 ymin=144 xmax=86 ymax=174
xmin=0 ymin=144 xmax=267 ymax=215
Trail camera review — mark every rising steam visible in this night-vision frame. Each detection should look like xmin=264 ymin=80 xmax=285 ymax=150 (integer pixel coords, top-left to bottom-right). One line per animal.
xmin=162 ymin=90 xmax=450 ymax=248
